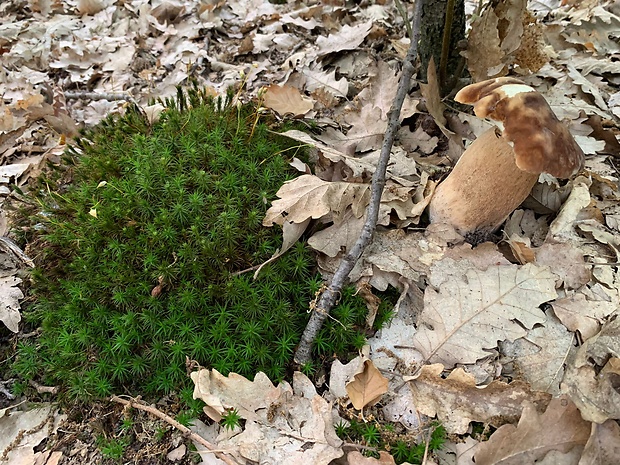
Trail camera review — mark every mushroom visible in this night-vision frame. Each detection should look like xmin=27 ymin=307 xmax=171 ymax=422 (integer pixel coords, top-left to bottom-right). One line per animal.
xmin=428 ymin=77 xmax=585 ymax=236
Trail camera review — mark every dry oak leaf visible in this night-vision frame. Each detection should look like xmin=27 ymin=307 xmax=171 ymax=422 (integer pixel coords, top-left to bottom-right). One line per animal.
xmin=407 ymin=364 xmax=551 ymax=435
xmin=346 ymin=359 xmax=389 ymax=410
xmin=263 ymin=174 xmax=370 ymax=226
xmin=412 ymin=262 xmax=558 ymax=367
xmin=262 ymin=84 xmax=314 ymax=117
xmin=473 ymin=396 xmax=591 ymax=465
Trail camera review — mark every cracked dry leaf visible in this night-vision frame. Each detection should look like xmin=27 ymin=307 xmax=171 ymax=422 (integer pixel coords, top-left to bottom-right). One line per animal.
xmin=262 ymin=84 xmax=314 ymax=117
xmin=407 ymin=364 xmax=551 ymax=434
xmin=473 ymin=396 xmax=590 ymax=465
xmin=412 ymin=262 xmax=557 ymax=367
xmin=345 ymin=359 xmax=389 ymax=410
xmin=263 ymin=174 xmax=370 ymax=226
xmin=0 ymin=405 xmax=66 ymax=465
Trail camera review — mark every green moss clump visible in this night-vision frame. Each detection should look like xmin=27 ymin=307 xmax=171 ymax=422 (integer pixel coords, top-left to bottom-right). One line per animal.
xmin=12 ymin=88 xmax=378 ymax=400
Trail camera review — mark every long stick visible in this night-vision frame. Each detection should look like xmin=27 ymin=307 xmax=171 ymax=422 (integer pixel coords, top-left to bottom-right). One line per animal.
xmin=293 ymin=0 xmax=426 ymax=365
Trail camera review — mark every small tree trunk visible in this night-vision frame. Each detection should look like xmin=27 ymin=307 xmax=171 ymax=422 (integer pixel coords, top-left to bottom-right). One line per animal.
xmin=418 ymin=0 xmax=466 ymax=92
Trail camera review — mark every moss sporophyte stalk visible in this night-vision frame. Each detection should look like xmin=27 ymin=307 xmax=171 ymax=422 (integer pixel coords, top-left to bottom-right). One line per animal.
xmin=12 ymin=87 xmax=388 ymax=400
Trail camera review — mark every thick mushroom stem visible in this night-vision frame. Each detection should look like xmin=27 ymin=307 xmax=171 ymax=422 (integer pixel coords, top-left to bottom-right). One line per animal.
xmin=429 ymin=128 xmax=538 ymax=234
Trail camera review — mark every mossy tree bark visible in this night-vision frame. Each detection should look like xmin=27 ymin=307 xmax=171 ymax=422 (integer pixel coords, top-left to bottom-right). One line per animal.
xmin=418 ymin=0 xmax=466 ymax=92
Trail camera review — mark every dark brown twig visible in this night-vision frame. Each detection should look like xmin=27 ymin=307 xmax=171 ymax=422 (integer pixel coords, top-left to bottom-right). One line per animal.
xmin=293 ymin=0 xmax=426 ymax=365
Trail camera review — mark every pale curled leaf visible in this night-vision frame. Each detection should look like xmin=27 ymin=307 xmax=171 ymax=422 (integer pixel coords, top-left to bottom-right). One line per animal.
xmin=407 ymin=364 xmax=551 ymax=434
xmin=473 ymin=397 xmax=590 ymax=465
xmin=345 ymin=359 xmax=389 ymax=410
xmin=413 ymin=262 xmax=557 ymax=367
xmin=263 ymin=174 xmax=370 ymax=226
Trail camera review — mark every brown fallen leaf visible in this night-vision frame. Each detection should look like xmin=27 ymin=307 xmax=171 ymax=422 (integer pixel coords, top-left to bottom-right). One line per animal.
xmin=346 ymin=359 xmax=389 ymax=410
xmin=473 ymin=396 xmax=590 ymax=465
xmin=262 ymin=84 xmax=314 ymax=117
xmin=407 ymin=364 xmax=551 ymax=434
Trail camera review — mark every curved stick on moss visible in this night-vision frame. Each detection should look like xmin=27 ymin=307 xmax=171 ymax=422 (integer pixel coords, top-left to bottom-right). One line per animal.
xmin=293 ymin=0 xmax=426 ymax=366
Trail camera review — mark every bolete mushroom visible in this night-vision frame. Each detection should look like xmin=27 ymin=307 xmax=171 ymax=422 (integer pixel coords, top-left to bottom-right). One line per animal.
xmin=429 ymin=77 xmax=585 ymax=236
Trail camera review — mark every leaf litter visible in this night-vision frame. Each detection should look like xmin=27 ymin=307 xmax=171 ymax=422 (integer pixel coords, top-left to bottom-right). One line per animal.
xmin=1 ymin=0 xmax=620 ymax=463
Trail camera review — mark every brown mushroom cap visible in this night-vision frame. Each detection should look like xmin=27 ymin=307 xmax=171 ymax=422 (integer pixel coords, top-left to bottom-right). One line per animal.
xmin=455 ymin=77 xmax=585 ymax=179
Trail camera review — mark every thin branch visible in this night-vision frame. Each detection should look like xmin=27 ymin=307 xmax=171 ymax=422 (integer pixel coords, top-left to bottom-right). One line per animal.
xmin=293 ymin=0 xmax=426 ymax=365
xmin=109 ymin=396 xmax=240 ymax=465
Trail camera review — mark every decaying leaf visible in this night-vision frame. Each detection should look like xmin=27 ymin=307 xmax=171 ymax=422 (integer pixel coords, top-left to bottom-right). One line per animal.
xmin=262 ymin=84 xmax=314 ymax=116
xmin=263 ymin=174 xmax=370 ymax=226
xmin=534 ymin=242 xmax=591 ymax=290
xmin=316 ymin=21 xmax=373 ymax=56
xmin=344 ymin=60 xmax=419 ymax=152
xmin=579 ymin=420 xmax=620 ymax=465
xmin=0 ymin=405 xmax=66 ymax=465
xmin=0 ymin=275 xmax=23 ymax=333
xmin=500 ymin=312 xmax=575 ymax=396
xmin=551 ymin=291 xmax=616 ymax=340
xmin=561 ymin=313 xmax=620 ymax=423
xmin=412 ymin=261 xmax=558 ymax=367
xmin=191 ymin=369 xmax=343 ymax=464
xmin=191 ymin=369 xmax=280 ymax=422
xmin=407 ymin=364 xmax=551 ymax=434
xmin=473 ymin=396 xmax=590 ymax=465
xmin=303 ymin=67 xmax=348 ymax=98
xmin=346 ymin=359 xmax=389 ymax=410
